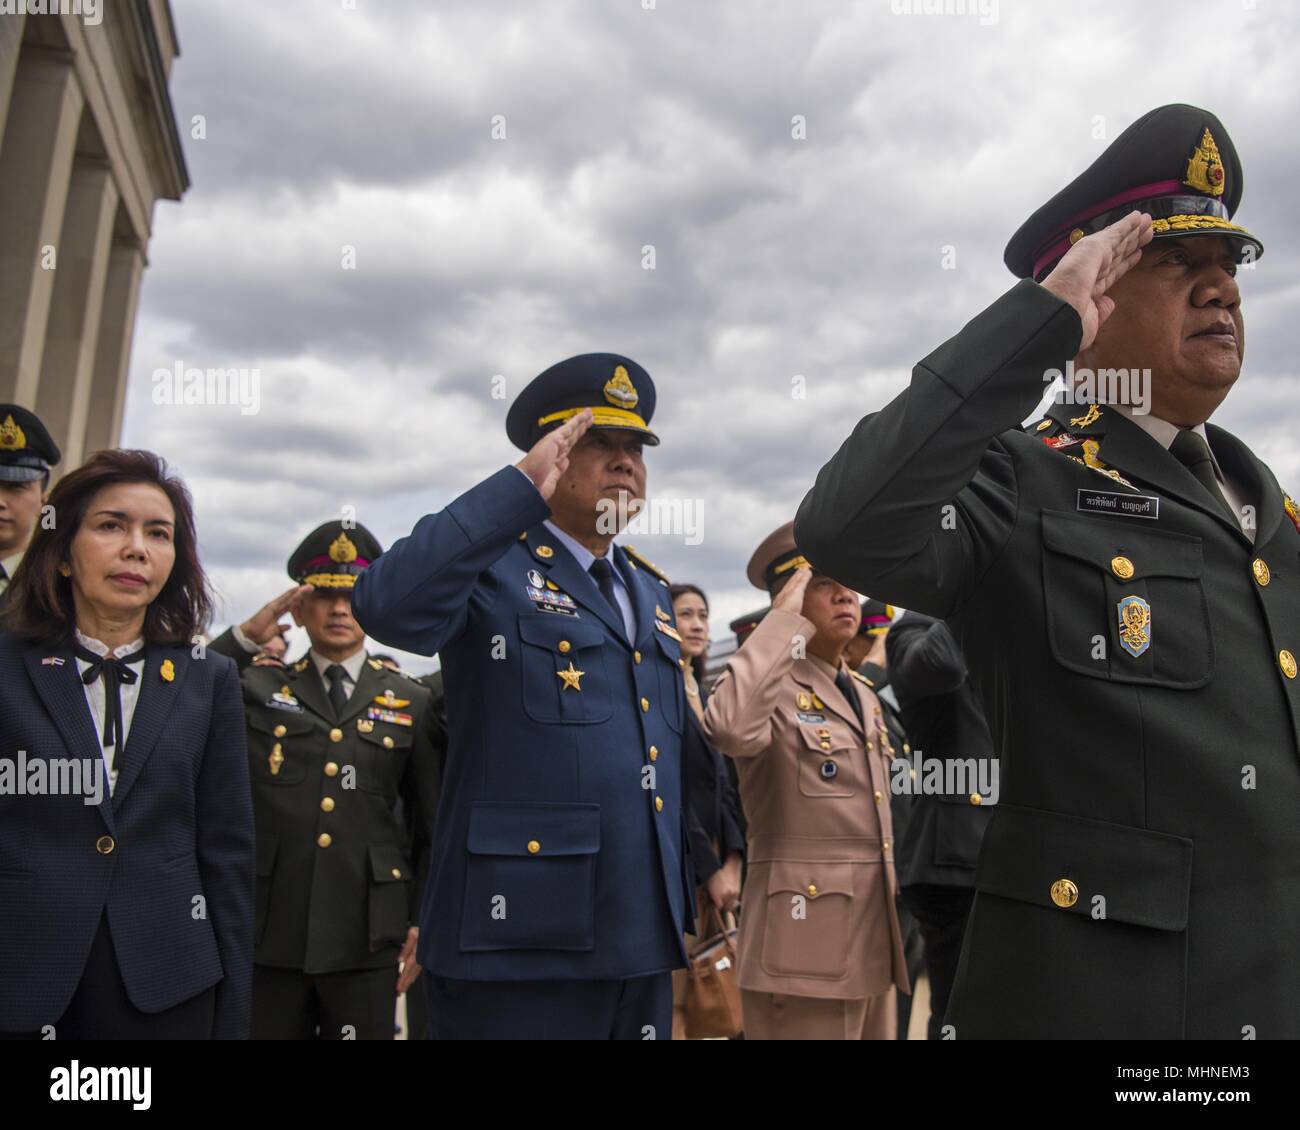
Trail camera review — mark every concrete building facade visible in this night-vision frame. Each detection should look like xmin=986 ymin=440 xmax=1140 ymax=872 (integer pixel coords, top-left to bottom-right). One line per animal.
xmin=0 ymin=0 xmax=187 ymax=474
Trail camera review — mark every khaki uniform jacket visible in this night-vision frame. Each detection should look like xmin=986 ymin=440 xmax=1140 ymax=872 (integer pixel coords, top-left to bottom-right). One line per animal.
xmin=704 ymin=607 xmax=910 ymax=1001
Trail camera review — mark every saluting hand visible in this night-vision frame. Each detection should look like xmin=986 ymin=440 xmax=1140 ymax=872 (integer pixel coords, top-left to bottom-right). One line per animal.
xmin=515 ymin=409 xmax=593 ymax=502
xmin=238 ymin=584 xmax=312 ymax=646
xmin=772 ymin=566 xmax=812 ymax=615
xmin=1041 ymin=210 xmax=1153 ymax=352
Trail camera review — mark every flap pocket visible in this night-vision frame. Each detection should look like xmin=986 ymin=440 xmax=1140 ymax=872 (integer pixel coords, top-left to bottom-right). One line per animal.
xmin=247 ymin=710 xmax=314 ymax=738
xmin=517 ymin=614 xmax=607 ymax=652
xmin=1042 ymin=510 xmax=1203 ymax=579
xmin=255 ymin=834 xmax=279 ymax=878
xmin=975 ymin=804 xmax=1192 ymax=931
xmin=766 ymin=859 xmax=854 ymax=900
xmin=467 ymin=801 xmax=601 ymax=857
xmin=368 ymin=842 xmax=413 ymax=883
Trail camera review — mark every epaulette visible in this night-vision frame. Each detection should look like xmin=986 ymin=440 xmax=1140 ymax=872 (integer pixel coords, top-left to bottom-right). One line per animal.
xmin=367 ymin=658 xmax=385 ymax=671
xmin=851 ymin=670 xmax=874 ymax=687
xmin=623 ymin=543 xmax=670 ymax=586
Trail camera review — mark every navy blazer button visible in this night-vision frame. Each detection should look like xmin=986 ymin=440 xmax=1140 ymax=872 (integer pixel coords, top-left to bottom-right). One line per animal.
xmin=95 ymin=835 xmax=115 ymax=855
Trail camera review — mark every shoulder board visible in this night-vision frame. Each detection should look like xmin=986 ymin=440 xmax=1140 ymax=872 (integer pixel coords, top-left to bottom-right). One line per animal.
xmin=850 ymin=670 xmax=873 ymax=686
xmin=622 ymin=543 xmax=670 ymax=584
xmin=367 ymin=658 xmax=384 ymax=670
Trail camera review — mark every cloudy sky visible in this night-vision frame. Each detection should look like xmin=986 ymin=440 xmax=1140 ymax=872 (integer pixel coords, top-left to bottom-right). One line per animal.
xmin=124 ymin=0 xmax=1300 ymax=671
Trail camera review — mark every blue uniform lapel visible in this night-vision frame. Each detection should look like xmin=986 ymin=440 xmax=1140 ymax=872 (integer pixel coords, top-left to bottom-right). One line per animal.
xmin=112 ymin=647 xmax=189 ymax=810
xmin=524 ymin=527 xmax=631 ymax=647
xmin=22 ymin=639 xmax=114 ymax=831
xmin=613 ymin=544 xmax=653 ymax=648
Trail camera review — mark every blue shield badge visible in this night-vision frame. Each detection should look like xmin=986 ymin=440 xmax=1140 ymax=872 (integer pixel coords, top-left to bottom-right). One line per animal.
xmin=1116 ymin=594 xmax=1151 ymax=658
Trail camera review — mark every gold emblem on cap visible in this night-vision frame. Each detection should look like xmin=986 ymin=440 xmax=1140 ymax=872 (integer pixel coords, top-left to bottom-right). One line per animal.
xmin=603 ymin=364 xmax=639 ymax=410
xmin=329 ymin=532 xmax=358 ymax=563
xmin=0 ymin=415 xmax=27 ymax=451
xmin=1184 ymin=127 xmax=1226 ymax=197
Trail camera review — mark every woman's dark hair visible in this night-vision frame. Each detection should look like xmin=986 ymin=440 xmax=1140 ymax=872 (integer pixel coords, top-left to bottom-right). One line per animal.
xmin=668 ymin=582 xmax=710 ymax=684
xmin=4 ymin=449 xmax=213 ymax=646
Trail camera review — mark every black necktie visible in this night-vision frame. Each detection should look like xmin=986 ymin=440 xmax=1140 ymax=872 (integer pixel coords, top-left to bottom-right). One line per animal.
xmin=1169 ymin=429 xmax=1237 ymax=525
xmin=834 ymin=667 xmax=865 ymax=729
xmin=325 ymin=664 xmax=349 ymax=717
xmin=74 ymin=642 xmax=146 ymax=773
xmin=588 ymin=558 xmax=626 ymax=638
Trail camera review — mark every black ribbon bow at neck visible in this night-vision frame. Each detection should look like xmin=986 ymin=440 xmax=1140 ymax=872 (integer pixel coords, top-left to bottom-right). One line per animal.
xmin=73 ymin=642 xmax=147 ymax=771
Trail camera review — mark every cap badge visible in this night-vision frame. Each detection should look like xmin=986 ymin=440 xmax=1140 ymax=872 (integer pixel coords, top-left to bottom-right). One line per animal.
xmin=1184 ymin=127 xmax=1226 ymax=197
xmin=0 ymin=415 xmax=26 ymax=451
xmin=329 ymin=532 xmax=358 ymax=563
xmin=603 ymin=365 xmax=639 ymax=410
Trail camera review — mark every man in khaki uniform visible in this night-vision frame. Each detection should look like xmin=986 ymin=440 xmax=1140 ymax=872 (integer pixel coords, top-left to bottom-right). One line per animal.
xmin=704 ymin=523 xmax=909 ymax=1039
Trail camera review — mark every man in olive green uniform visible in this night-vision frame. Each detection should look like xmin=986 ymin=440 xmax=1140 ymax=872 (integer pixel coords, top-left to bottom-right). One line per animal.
xmin=210 ymin=521 xmax=442 ymax=1039
xmin=797 ymin=105 xmax=1300 ymax=1039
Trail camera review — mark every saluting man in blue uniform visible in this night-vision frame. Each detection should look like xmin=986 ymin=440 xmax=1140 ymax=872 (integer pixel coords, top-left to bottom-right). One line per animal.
xmin=352 ymin=354 xmax=693 ymax=1039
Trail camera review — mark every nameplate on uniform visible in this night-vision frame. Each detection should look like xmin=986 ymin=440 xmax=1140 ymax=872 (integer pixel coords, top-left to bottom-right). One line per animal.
xmin=796 ymin=711 xmax=827 ymax=724
xmin=366 ymin=706 xmax=413 ymax=727
xmin=1076 ymin=489 xmax=1159 ymax=520
xmin=526 ymin=585 xmax=578 ymax=616
xmin=265 ymin=691 xmax=304 ymax=713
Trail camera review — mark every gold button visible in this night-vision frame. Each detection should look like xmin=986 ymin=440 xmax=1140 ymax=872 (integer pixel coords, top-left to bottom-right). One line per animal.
xmin=273 ymin=724 xmax=287 ymax=738
xmin=383 ymin=736 xmax=394 ymax=749
xmin=678 ymin=658 xmax=686 ymax=669
xmin=318 ymin=833 xmax=332 ymax=848
xmin=329 ymin=727 xmax=343 ymax=743
xmin=1253 ymin=558 xmax=1270 ymax=586
xmin=883 ymin=840 xmax=891 ymax=856
xmin=634 ymin=650 xmax=642 ymax=664
xmin=1050 ymin=878 xmax=1078 ymax=908
xmin=1068 ymin=227 xmax=1086 ymax=245
xmin=970 ymin=793 xmax=982 ymax=806
xmin=95 ymin=835 xmax=115 ymax=855
xmin=807 ymin=884 xmax=818 ymax=897
xmin=321 ymin=797 xmax=335 ymax=812
xmin=558 ymin=640 xmax=571 ymax=654
xmin=1281 ymin=650 xmax=1298 ymax=679
xmin=649 ymin=745 xmax=658 ymax=761
xmin=640 ymin=697 xmax=649 ymax=712
xmin=655 ymin=796 xmax=664 ymax=812
xmin=1110 ymin=556 xmax=1134 ymax=580
xmin=874 ymin=790 xmax=882 ymax=803
xmin=527 ymin=840 xmax=540 ymax=855
xmin=325 ymin=761 xmax=339 ymax=777
xmin=391 ymin=868 xmax=402 ymax=879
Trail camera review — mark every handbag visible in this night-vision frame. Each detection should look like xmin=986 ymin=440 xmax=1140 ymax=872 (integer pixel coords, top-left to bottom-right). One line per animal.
xmin=683 ymin=905 xmax=742 ymax=1039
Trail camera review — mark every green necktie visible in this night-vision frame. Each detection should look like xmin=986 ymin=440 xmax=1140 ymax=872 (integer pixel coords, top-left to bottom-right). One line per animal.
xmin=1169 ymin=429 xmax=1237 ymax=526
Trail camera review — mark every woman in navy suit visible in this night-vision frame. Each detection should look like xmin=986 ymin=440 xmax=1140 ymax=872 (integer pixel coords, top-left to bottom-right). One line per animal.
xmin=0 ymin=449 xmax=253 ymax=1039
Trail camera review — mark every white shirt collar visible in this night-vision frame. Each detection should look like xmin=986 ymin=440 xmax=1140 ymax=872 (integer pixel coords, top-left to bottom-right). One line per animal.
xmin=1109 ymin=404 xmax=1226 ymax=480
xmin=310 ymin=646 xmax=367 ymax=684
xmin=74 ymin=628 xmax=145 ymax=660
xmin=1 ymin=549 xmax=24 ymax=577
xmin=542 ymin=519 xmax=622 ymax=582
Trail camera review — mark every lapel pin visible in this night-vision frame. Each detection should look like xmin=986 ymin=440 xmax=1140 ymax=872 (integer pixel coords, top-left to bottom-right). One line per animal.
xmin=535 ymin=545 xmax=554 ymax=559
xmin=41 ymin=656 xmax=65 ymax=666
xmin=161 ymin=659 xmax=175 ymax=682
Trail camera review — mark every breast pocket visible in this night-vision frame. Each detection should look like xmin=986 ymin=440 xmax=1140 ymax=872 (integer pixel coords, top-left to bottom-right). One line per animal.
xmin=354 ymin=722 xmax=412 ymax=796
xmin=517 ymin=614 xmax=612 ymax=725
xmin=1040 ymin=510 xmax=1213 ymax=688
xmin=795 ymin=722 xmax=860 ymax=798
xmin=247 ymin=710 xmax=315 ymax=784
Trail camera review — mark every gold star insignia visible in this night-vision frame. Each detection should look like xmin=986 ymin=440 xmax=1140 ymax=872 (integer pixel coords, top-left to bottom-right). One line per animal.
xmin=555 ymin=661 xmax=585 ymax=691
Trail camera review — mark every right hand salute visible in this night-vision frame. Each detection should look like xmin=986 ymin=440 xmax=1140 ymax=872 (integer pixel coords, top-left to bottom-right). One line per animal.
xmin=515 ymin=408 xmax=593 ymax=501
xmin=772 ymin=566 xmax=812 ymax=614
xmin=239 ymin=583 xmax=312 ymax=645
xmin=1041 ymin=210 xmax=1153 ymax=351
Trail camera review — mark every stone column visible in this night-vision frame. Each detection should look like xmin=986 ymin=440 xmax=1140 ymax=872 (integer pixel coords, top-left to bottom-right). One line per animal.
xmin=0 ymin=10 xmax=25 ymax=141
xmin=36 ymin=159 xmax=119 ymax=469
xmin=0 ymin=48 xmax=84 ymax=405
xmin=81 ymin=236 xmax=146 ymax=461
